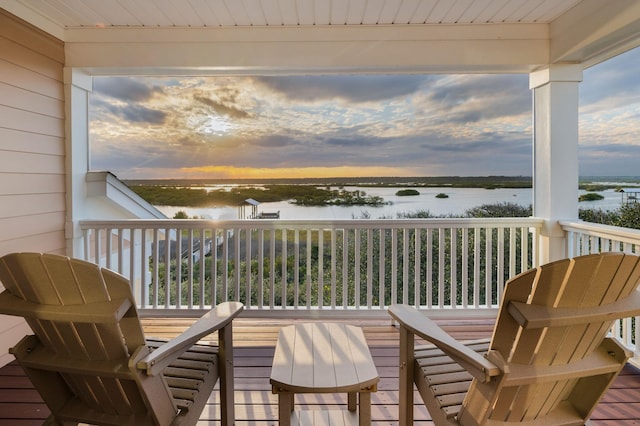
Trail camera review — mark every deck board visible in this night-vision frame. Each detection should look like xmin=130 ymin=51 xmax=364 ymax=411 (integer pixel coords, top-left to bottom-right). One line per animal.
xmin=0 ymin=317 xmax=639 ymax=425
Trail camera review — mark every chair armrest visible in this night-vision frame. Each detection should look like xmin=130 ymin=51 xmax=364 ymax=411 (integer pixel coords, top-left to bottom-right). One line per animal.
xmin=137 ymin=301 xmax=243 ymax=376
xmin=388 ymin=304 xmax=500 ymax=383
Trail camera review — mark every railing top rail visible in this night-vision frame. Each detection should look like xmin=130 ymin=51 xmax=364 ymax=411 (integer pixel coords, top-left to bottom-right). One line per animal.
xmin=560 ymin=220 xmax=640 ymax=242
xmin=81 ymin=217 xmax=545 ymax=230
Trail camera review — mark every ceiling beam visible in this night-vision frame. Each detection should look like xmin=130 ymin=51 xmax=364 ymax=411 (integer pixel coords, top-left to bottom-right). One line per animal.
xmin=550 ymin=0 xmax=640 ymax=68
xmin=65 ymin=23 xmax=549 ymax=75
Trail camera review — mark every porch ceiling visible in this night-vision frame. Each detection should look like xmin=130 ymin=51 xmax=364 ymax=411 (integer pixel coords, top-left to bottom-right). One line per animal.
xmin=5 ymin=0 xmax=584 ymax=27
xmin=2 ymin=0 xmax=640 ymax=74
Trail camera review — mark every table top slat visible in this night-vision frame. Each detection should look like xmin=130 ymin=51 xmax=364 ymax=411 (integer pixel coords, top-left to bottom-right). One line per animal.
xmin=345 ymin=324 xmax=379 ymax=389
xmin=313 ymin=323 xmax=338 ymax=389
xmin=270 ymin=322 xmax=298 ymax=387
xmin=291 ymin=323 xmax=315 ymax=390
xmin=330 ymin=323 xmax=359 ymax=388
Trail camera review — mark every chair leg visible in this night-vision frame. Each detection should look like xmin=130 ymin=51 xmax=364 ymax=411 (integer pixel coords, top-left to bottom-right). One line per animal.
xmin=398 ymin=327 xmax=414 ymax=426
xmin=219 ymin=323 xmax=235 ymax=426
xmin=43 ymin=415 xmax=78 ymax=426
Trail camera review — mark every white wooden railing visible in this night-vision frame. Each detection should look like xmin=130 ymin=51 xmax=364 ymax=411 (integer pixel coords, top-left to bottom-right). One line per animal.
xmin=80 ymin=218 xmax=543 ymax=318
xmin=560 ymin=220 xmax=640 ymax=366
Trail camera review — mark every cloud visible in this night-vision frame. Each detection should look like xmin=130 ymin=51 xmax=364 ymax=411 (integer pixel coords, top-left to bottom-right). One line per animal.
xmin=96 ymin=99 xmax=167 ymax=124
xmin=425 ymin=75 xmax=530 ymax=123
xmin=94 ymin=77 xmax=163 ymax=102
xmin=193 ymin=95 xmax=250 ymax=119
xmin=582 ymin=48 xmax=640 ymax=107
xmin=579 ymin=143 xmax=640 ymax=175
xmin=253 ymin=75 xmax=431 ymax=103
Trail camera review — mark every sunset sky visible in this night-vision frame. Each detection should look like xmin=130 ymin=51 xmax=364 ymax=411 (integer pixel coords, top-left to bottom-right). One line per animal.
xmin=89 ymin=46 xmax=640 ymax=180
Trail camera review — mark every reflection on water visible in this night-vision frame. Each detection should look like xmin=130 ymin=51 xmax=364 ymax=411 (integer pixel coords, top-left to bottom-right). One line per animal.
xmin=156 ymin=186 xmax=626 ymax=220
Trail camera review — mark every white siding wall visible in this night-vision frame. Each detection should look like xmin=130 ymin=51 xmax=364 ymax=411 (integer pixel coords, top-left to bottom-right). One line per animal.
xmin=0 ymin=10 xmax=65 ymax=366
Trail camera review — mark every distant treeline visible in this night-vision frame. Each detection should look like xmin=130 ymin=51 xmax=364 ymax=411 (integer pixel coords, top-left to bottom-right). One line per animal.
xmin=129 ymin=184 xmax=387 ymax=207
xmin=125 ymin=175 xmax=534 ymax=189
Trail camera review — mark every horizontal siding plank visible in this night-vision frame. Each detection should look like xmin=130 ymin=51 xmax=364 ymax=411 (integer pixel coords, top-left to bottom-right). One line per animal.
xmin=0 ymin=231 xmax=66 ymax=257
xmin=0 ymin=82 xmax=64 ymax=119
xmin=0 ymin=194 xmax=65 ymax=219
xmin=0 ymin=128 xmax=63 ymax=156
xmin=0 ymin=60 xmax=64 ymax=100
xmin=0 ymin=10 xmax=64 ymax=64
xmin=0 ymin=37 xmax=63 ymax=81
xmin=0 ymin=212 xmax=65 ymax=242
xmin=0 ymin=172 xmax=64 ymax=195
xmin=0 ymin=151 xmax=64 ymax=174
xmin=0 ymin=104 xmax=64 ymax=137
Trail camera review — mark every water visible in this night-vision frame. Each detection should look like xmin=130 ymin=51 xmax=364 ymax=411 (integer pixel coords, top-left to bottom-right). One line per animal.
xmin=155 ymin=185 xmax=627 ymax=220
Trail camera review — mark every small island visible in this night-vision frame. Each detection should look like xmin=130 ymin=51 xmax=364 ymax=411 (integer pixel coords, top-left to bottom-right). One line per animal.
xmin=579 ymin=193 xmax=604 ymax=202
xmin=435 ymin=193 xmax=449 ymax=199
xmin=396 ymin=189 xmax=420 ymax=196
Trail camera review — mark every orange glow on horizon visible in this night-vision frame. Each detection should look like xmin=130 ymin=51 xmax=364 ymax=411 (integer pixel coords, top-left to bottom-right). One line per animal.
xmin=177 ymin=165 xmax=419 ymax=180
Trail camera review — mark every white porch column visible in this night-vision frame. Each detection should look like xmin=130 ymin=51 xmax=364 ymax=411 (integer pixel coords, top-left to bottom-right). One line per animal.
xmin=530 ymin=64 xmax=582 ymax=264
xmin=64 ymin=68 xmax=93 ymax=257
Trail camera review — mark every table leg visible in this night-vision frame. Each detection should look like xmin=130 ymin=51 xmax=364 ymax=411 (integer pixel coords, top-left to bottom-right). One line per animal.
xmin=278 ymin=392 xmax=293 ymax=425
xmin=348 ymin=391 xmax=357 ymax=411
xmin=359 ymin=392 xmax=371 ymax=426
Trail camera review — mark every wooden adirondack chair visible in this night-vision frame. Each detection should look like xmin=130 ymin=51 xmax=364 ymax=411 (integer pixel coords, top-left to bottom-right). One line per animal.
xmin=388 ymin=252 xmax=640 ymax=425
xmin=0 ymin=252 xmax=243 ymax=426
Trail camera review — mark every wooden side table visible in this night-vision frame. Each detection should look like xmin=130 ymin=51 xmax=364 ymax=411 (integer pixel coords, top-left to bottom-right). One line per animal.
xmin=270 ymin=323 xmax=379 ymax=426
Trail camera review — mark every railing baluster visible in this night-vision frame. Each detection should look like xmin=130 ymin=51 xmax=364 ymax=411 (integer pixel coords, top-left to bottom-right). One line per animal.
xmin=461 ymin=228 xmax=468 ymax=308
xmin=367 ymin=228 xmax=373 ymax=309
xmin=187 ymin=229 xmax=194 ymax=309
xmin=438 ymin=228 xmax=445 ymax=309
xmin=379 ymin=228 xmax=386 ymax=309
xmin=473 ymin=227 xmax=480 ymax=308
xmin=509 ymin=227 xmax=516 ymax=278
xmin=241 ymin=228 xmax=249 ymax=308
xmin=450 ymin=227 xmax=457 ymax=309
xmin=343 ymin=228 xmax=349 ymax=309
xmin=211 ymin=227 xmax=218 ymax=306
xmin=234 ymin=228 xmax=241 ymax=303
xmin=282 ymin=229 xmax=288 ymax=309
xmin=270 ymin=229 xmax=276 ymax=309
xmin=355 ymin=229 xmax=361 ymax=308
xmin=391 ymin=228 xmax=398 ymax=305
xmin=198 ymin=230 xmax=206 ymax=309
xmin=317 ymin=229 xmax=323 ymax=310
xmin=258 ymin=229 xmax=265 ymax=309
xmin=294 ymin=229 xmax=300 ymax=309
xmin=414 ymin=228 xmax=421 ymax=308
xmin=176 ymin=227 xmax=183 ymax=309
xmin=305 ymin=229 xmax=311 ymax=309
xmin=402 ymin=228 xmax=409 ymax=305
xmin=221 ymin=229 xmax=229 ymax=304
xmin=426 ymin=228 xmax=433 ymax=309
xmin=331 ymin=228 xmax=337 ymax=309
xmin=497 ymin=227 xmax=504 ymax=303
xmin=485 ymin=227 xmax=493 ymax=308
xmin=164 ymin=227 xmax=171 ymax=309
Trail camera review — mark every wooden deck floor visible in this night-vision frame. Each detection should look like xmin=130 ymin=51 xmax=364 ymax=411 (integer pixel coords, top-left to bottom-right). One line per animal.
xmin=1 ymin=317 xmax=640 ymax=425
